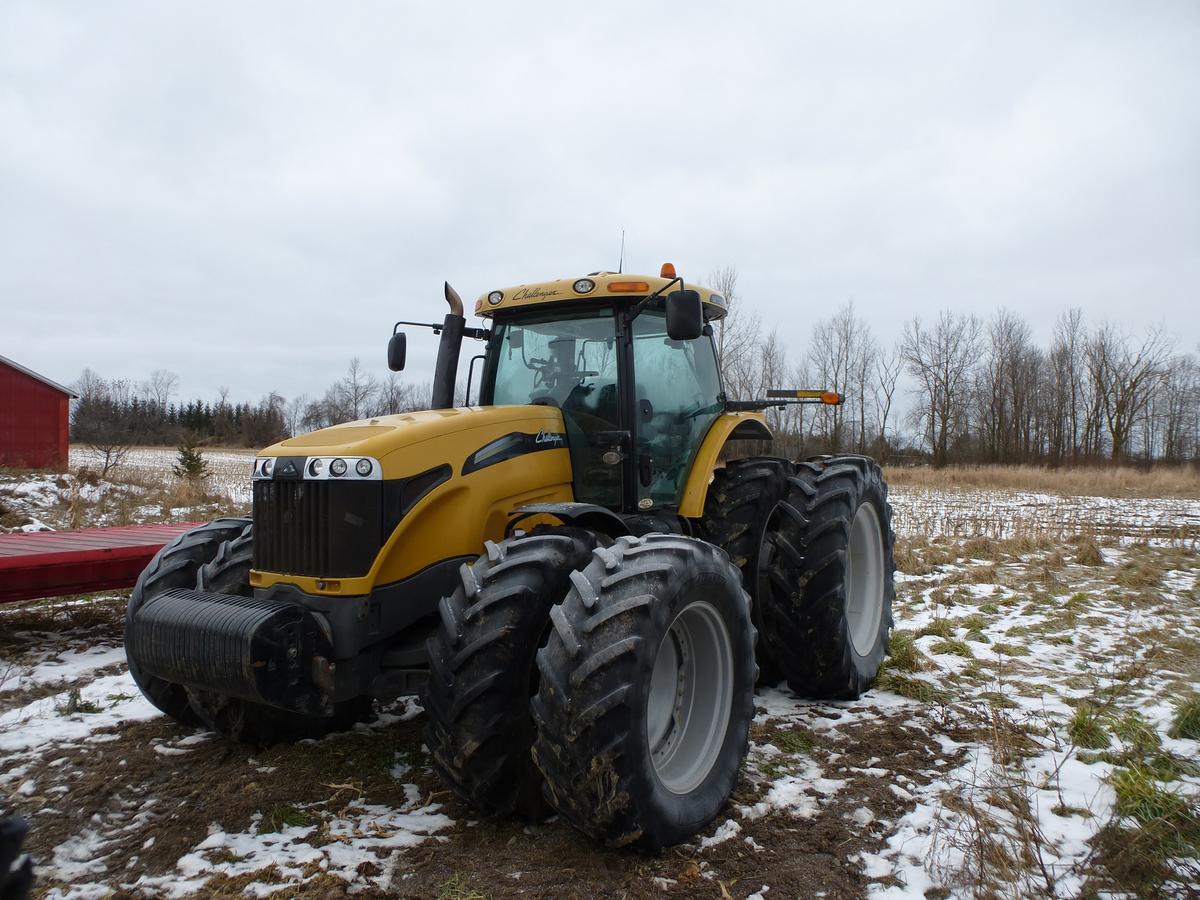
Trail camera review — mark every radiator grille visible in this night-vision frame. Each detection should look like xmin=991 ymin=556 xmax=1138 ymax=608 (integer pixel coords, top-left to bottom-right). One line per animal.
xmin=253 ymin=480 xmax=382 ymax=578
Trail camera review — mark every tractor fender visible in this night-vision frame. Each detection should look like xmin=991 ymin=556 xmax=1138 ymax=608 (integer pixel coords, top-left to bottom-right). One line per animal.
xmin=677 ymin=412 xmax=773 ymax=518
xmin=508 ymin=502 xmax=631 ymax=539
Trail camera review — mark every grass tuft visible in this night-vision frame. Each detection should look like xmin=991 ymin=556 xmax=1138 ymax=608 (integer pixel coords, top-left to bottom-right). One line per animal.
xmin=885 ymin=630 xmax=925 ymax=672
xmin=1074 ymin=538 xmax=1105 ymax=566
xmin=257 ymin=804 xmax=314 ymax=834
xmin=1168 ymin=694 xmax=1200 ymax=740
xmin=1067 ymin=704 xmax=1110 ymax=750
xmin=918 ymin=619 xmax=956 ymax=639
xmin=55 ymin=688 xmax=101 ymax=715
xmin=930 ymin=637 xmax=974 ymax=658
xmin=876 ymin=671 xmax=950 ymax=703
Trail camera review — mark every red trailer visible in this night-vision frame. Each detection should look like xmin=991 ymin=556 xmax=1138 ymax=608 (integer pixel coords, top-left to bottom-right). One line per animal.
xmin=0 ymin=523 xmax=197 ymax=603
xmin=0 ymin=354 xmax=76 ymax=471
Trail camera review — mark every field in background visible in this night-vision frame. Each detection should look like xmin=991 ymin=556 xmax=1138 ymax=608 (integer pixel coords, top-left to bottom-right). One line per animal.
xmin=0 ymin=452 xmax=1197 ymax=896
xmin=885 ymin=463 xmax=1200 ymax=499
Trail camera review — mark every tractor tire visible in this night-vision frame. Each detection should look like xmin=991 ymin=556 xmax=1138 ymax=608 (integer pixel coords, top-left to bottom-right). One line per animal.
xmin=125 ymin=517 xmax=251 ymax=724
xmin=697 ymin=456 xmax=793 ymax=681
xmin=421 ymin=529 xmax=600 ymax=820
xmin=185 ymin=523 xmax=373 ymax=746
xmin=0 ymin=816 xmax=34 ymax=900
xmin=531 ymin=534 xmax=756 ymax=849
xmin=759 ymin=455 xmax=895 ymax=700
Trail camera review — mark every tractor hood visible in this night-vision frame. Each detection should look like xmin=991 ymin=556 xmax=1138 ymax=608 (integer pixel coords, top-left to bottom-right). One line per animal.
xmin=257 ymin=405 xmax=570 ymax=480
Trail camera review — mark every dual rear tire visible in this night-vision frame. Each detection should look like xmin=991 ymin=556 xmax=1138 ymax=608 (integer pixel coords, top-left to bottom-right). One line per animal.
xmin=702 ymin=454 xmax=895 ymax=699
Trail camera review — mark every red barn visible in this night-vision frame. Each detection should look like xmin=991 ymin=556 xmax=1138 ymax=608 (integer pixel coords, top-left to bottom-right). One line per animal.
xmin=0 ymin=354 xmax=77 ymax=471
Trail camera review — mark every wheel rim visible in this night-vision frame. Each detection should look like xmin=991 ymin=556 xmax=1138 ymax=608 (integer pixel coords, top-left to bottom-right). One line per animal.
xmin=845 ymin=501 xmax=885 ymax=657
xmin=646 ymin=600 xmax=734 ymax=795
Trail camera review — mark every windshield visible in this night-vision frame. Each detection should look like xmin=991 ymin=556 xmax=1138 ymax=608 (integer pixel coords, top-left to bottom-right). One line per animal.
xmin=490 ymin=309 xmax=622 ymax=507
xmin=491 ymin=309 xmax=618 ymax=408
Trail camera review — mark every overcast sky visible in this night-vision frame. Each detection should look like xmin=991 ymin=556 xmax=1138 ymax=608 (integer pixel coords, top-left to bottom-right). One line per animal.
xmin=2 ymin=1 xmax=1197 ymax=406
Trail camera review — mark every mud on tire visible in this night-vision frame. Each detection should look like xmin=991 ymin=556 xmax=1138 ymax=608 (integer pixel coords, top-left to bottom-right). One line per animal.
xmin=186 ymin=523 xmax=373 ymax=746
xmin=759 ymin=455 xmax=895 ymax=700
xmin=125 ymin=517 xmax=251 ymax=723
xmin=531 ymin=534 xmax=756 ymax=849
xmin=421 ymin=529 xmax=599 ymax=820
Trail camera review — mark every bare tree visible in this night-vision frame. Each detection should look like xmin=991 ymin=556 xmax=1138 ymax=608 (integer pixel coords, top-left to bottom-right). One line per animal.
xmin=707 ymin=266 xmax=762 ymax=400
xmin=1085 ymin=323 xmax=1173 ymax=462
xmin=326 ymin=357 xmax=380 ymax=423
xmin=285 ymin=393 xmax=309 ymax=437
xmin=72 ymin=372 xmax=137 ymax=476
xmin=902 ymin=311 xmax=983 ymax=467
xmin=808 ymin=302 xmax=873 ymax=453
xmin=873 ymin=343 xmax=903 ymax=460
xmin=147 ymin=369 xmax=179 ymax=411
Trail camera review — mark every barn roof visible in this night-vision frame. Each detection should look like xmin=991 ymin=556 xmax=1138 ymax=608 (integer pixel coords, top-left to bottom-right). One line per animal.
xmin=0 ymin=354 xmax=78 ymax=398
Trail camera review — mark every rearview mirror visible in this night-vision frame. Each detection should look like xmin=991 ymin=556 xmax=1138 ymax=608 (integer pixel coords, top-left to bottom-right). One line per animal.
xmin=665 ymin=290 xmax=704 ymax=341
xmin=388 ymin=332 xmax=407 ymax=371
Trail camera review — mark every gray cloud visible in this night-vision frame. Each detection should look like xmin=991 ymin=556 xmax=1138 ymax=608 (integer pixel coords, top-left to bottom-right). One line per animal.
xmin=2 ymin=1 xmax=1197 ymax=402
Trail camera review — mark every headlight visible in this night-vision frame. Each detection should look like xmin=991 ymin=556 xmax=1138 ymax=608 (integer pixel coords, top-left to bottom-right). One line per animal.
xmin=355 ymin=458 xmax=373 ymax=477
xmin=330 ymin=458 xmax=347 ymax=477
xmin=261 ymin=458 xmax=274 ymax=478
xmin=309 ymin=458 xmax=324 ymax=477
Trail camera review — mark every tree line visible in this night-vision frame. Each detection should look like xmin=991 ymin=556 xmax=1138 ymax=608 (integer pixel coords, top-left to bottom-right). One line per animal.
xmin=69 ymin=363 xmax=434 ymax=472
xmin=70 ymin=276 xmax=1198 ymax=472
xmin=711 ymin=267 xmax=1198 ymax=466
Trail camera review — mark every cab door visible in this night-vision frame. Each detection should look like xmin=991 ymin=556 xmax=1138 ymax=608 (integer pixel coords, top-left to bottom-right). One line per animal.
xmin=630 ymin=311 xmax=724 ymax=509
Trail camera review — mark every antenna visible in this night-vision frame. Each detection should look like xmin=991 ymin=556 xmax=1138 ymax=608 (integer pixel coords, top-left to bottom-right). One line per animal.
xmin=618 ymin=228 xmax=625 ymax=274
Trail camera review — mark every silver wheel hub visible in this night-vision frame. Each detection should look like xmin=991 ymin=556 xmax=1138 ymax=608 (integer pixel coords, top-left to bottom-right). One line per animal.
xmin=646 ymin=600 xmax=734 ymax=795
xmin=845 ymin=501 xmax=885 ymax=657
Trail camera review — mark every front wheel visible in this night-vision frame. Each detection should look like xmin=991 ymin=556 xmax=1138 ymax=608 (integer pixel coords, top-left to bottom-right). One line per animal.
xmin=531 ymin=534 xmax=756 ymax=849
xmin=125 ymin=517 xmax=251 ymax=723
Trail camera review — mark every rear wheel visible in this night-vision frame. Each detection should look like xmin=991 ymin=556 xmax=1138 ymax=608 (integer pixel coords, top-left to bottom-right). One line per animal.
xmin=186 ymin=523 xmax=372 ymax=746
xmin=421 ymin=529 xmax=599 ymax=820
xmin=125 ymin=517 xmax=250 ymax=723
xmin=531 ymin=534 xmax=755 ymax=849
xmin=758 ymin=456 xmax=895 ymax=699
xmin=697 ymin=457 xmax=792 ymax=681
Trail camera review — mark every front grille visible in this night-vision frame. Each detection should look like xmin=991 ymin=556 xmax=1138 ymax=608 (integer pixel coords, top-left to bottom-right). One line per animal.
xmin=253 ymin=480 xmax=383 ymax=578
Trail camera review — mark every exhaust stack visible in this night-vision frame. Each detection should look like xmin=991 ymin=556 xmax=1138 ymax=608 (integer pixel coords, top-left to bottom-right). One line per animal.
xmin=430 ymin=282 xmax=466 ymax=409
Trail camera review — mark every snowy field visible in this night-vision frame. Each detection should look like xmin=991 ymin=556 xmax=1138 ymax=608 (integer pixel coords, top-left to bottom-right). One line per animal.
xmin=0 ymin=461 xmax=1197 ymax=897
xmin=69 ymin=446 xmax=256 ymax=506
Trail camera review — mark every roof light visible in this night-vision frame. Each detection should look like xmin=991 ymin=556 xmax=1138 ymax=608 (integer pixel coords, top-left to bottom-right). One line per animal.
xmin=573 ymin=278 xmax=595 ymax=294
xmin=608 ymin=281 xmax=650 ymax=293
xmin=660 ymin=262 xmax=676 ymax=279
xmin=487 ymin=291 xmax=503 ymax=306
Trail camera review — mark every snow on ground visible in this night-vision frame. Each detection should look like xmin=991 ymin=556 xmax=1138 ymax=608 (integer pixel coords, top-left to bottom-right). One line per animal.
xmin=0 ymin=478 xmax=1197 ymax=896
xmin=889 ymin=484 xmax=1200 ymax=542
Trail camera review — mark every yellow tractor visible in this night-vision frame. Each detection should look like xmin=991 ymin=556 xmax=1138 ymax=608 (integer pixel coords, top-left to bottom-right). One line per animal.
xmin=124 ymin=266 xmax=895 ymax=848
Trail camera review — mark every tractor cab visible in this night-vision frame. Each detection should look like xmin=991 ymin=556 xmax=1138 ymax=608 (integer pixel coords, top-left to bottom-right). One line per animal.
xmin=475 ymin=269 xmax=726 ymax=514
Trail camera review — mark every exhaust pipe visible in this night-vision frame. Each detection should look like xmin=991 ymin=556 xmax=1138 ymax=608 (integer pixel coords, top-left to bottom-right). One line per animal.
xmin=431 ymin=282 xmax=465 ymax=409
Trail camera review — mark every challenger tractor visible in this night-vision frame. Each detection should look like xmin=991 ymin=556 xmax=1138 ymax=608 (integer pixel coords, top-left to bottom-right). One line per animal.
xmin=124 ymin=265 xmax=895 ymax=849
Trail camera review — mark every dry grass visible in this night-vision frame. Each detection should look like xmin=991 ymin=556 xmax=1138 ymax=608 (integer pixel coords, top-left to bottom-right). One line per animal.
xmin=884 ymin=464 xmax=1200 ymax=499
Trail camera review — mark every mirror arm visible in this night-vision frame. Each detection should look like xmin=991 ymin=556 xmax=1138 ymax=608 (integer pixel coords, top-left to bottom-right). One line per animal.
xmin=630 ymin=275 xmax=684 ymax=322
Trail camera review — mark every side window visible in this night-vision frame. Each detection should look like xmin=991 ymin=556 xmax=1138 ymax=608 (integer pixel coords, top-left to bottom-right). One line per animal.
xmin=632 ymin=312 xmax=723 ymax=507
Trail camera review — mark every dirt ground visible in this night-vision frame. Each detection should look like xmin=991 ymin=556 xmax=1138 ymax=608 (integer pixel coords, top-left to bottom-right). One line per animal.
xmin=0 ymin=591 xmax=965 ymax=899
xmin=3 ymin=475 xmax=1198 ymax=898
